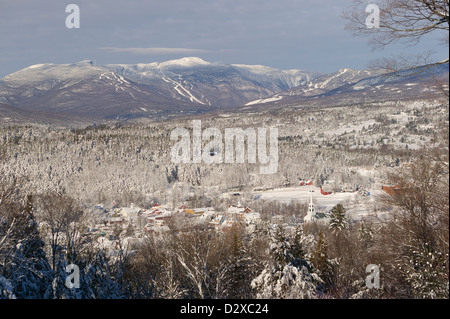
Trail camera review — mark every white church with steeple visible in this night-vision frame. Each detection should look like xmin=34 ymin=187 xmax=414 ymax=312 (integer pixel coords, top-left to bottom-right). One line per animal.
xmin=303 ymin=191 xmax=328 ymax=223
xmin=303 ymin=193 xmax=316 ymax=223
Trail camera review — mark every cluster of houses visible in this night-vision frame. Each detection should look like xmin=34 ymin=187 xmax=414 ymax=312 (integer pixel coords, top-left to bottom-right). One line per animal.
xmin=81 ymin=202 xmax=263 ymax=253
xmin=82 ymin=180 xmax=379 ymax=255
xmin=300 ymin=179 xmax=366 ymax=195
xmin=208 ymin=205 xmax=261 ymax=229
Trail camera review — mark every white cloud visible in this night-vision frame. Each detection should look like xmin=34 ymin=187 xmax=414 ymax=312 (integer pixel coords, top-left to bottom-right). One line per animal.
xmin=99 ymin=47 xmax=213 ymax=55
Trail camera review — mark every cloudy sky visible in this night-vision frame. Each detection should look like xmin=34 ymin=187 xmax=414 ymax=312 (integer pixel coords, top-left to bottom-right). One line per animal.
xmin=0 ymin=0 xmax=447 ymax=77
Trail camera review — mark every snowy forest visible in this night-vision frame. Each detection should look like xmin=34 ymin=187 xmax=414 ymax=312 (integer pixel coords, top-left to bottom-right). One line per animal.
xmin=1 ymin=0 xmax=449 ymax=303
xmin=0 ymin=98 xmax=448 ymax=299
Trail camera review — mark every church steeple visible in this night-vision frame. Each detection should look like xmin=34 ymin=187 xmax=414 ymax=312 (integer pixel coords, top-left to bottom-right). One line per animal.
xmin=308 ymin=194 xmax=315 ymax=216
xmin=304 ymin=191 xmax=316 ymax=223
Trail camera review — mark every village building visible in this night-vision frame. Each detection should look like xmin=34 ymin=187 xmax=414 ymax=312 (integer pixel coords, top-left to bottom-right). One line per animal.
xmin=382 ymin=184 xmax=404 ymax=196
xmin=299 ymin=180 xmax=313 ymax=186
xmin=226 ymin=205 xmax=260 ymax=226
xmin=209 ymin=215 xmax=226 ymax=228
xmin=303 ymin=194 xmax=328 ymax=223
xmin=320 ymin=186 xmax=333 ymax=195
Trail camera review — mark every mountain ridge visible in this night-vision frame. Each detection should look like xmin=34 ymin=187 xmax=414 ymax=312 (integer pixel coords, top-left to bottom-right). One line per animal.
xmin=0 ymin=58 xmax=448 ymax=124
xmin=0 ymin=58 xmax=320 ymax=121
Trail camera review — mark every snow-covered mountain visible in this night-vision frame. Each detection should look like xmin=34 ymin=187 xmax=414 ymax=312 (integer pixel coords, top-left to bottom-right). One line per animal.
xmin=243 ymin=63 xmax=449 ymax=109
xmin=0 ymin=58 xmax=447 ymax=123
xmin=104 ymin=57 xmax=319 ymax=107
xmin=0 ymin=58 xmax=319 ymax=121
xmin=0 ymin=60 xmax=208 ymax=120
xmin=244 ymin=68 xmax=388 ymax=106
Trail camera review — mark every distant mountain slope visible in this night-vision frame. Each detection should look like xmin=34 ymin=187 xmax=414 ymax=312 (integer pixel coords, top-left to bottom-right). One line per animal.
xmin=0 ymin=58 xmax=319 ymax=121
xmin=104 ymin=57 xmax=319 ymax=108
xmin=0 ymin=60 xmax=209 ymax=120
xmin=0 ymin=101 xmax=86 ymax=126
xmin=0 ymin=102 xmax=26 ymax=121
xmin=243 ymin=63 xmax=449 ymax=109
xmin=0 ymin=59 xmax=447 ymax=124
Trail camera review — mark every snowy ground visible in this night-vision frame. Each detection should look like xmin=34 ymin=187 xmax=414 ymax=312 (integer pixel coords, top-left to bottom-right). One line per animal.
xmin=254 ymin=186 xmax=355 ymax=206
xmin=324 ymin=119 xmax=376 ymax=136
xmin=252 ymin=186 xmax=388 ymax=221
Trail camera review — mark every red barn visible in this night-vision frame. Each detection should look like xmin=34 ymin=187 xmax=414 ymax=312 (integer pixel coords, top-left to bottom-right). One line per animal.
xmin=382 ymin=185 xmax=405 ymax=196
xmin=320 ymin=187 xmax=332 ymax=195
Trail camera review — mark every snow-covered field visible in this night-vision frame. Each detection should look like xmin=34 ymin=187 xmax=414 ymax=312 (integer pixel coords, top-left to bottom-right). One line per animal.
xmin=324 ymin=119 xmax=376 ymax=136
xmin=252 ymin=186 xmax=388 ymax=221
xmin=245 ymin=95 xmax=283 ymax=106
xmin=254 ymin=186 xmax=355 ymax=206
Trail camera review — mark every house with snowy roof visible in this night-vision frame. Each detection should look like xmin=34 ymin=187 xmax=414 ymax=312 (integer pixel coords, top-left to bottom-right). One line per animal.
xmin=209 ymin=215 xmax=225 ymax=228
xmin=300 ymin=180 xmax=313 ymax=186
xmin=226 ymin=205 xmax=257 ymax=224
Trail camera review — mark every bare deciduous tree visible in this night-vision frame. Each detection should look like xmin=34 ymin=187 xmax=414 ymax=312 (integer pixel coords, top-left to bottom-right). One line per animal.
xmin=379 ymin=134 xmax=449 ymax=298
xmin=37 ymin=192 xmax=86 ymax=269
xmin=344 ymin=0 xmax=449 ymax=47
xmin=344 ymin=0 xmax=449 ymax=72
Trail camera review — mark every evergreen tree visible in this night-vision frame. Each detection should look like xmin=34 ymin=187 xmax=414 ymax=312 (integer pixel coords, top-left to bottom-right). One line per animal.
xmin=0 ymin=275 xmax=15 ymax=299
xmin=358 ymin=222 xmax=375 ymax=249
xmin=48 ymin=251 xmax=126 ymax=299
xmin=311 ymin=231 xmax=334 ymax=293
xmin=328 ymin=204 xmax=349 ymax=232
xmin=80 ymin=251 xmax=126 ymax=299
xmin=1 ymin=195 xmax=52 ymax=299
xmin=48 ymin=257 xmax=75 ymax=299
xmin=227 ymin=228 xmax=255 ymax=299
xmin=401 ymin=244 xmax=449 ymax=299
xmin=251 ymin=225 xmax=322 ymax=299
